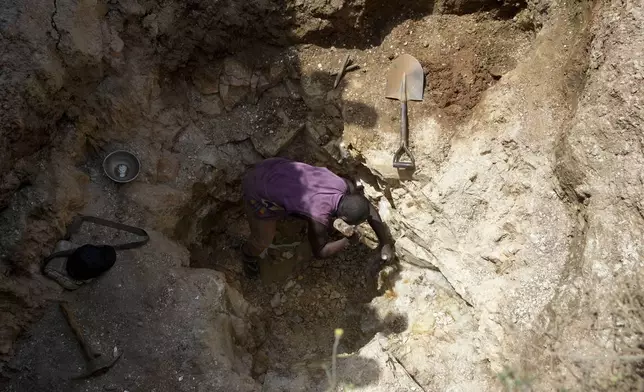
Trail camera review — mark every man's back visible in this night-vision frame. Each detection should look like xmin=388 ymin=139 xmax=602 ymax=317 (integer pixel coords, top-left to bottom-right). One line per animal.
xmin=243 ymin=158 xmax=347 ymax=226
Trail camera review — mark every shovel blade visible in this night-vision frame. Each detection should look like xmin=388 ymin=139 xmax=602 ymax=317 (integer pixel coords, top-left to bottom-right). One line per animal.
xmin=385 ymin=54 xmax=424 ymax=101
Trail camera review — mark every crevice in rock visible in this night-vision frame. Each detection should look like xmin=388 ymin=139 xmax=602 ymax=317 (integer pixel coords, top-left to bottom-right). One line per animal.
xmin=49 ymin=0 xmax=62 ymax=51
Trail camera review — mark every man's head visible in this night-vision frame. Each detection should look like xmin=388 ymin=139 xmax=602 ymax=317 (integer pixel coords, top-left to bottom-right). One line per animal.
xmin=337 ymin=194 xmax=370 ymax=225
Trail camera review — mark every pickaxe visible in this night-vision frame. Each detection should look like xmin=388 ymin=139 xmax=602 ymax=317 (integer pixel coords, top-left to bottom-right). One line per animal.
xmin=60 ymin=303 xmax=122 ymax=379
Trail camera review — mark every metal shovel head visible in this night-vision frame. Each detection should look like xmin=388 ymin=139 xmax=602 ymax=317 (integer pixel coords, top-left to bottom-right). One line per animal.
xmin=385 ymin=54 xmax=424 ymax=102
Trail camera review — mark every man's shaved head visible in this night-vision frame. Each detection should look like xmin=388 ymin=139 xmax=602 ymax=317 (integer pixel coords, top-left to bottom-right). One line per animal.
xmin=337 ymin=194 xmax=370 ymax=225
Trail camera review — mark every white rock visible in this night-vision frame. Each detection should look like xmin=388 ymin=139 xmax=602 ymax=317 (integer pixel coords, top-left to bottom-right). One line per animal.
xmin=270 ymin=293 xmax=281 ymax=308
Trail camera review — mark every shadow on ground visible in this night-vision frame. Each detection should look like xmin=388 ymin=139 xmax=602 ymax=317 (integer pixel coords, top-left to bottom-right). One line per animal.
xmin=192 ymin=205 xmax=407 ymax=382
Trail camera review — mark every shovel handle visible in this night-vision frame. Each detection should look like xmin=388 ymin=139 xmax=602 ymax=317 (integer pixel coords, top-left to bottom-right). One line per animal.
xmin=400 ymin=101 xmax=408 ymax=145
xmin=393 ymin=145 xmax=416 ymax=169
xmin=392 ymin=101 xmax=415 ymax=170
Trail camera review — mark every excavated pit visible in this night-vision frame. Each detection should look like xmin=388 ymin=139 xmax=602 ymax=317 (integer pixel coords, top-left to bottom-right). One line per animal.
xmin=6 ymin=0 xmax=644 ymax=390
xmin=190 ymin=207 xmax=408 ymax=379
xmin=170 ymin=9 xmax=536 ymax=382
xmin=1 ymin=2 xmax=535 ymax=389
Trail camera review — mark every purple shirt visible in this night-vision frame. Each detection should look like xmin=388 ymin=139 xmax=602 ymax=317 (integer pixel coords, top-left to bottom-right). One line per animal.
xmin=243 ymin=158 xmax=348 ymax=226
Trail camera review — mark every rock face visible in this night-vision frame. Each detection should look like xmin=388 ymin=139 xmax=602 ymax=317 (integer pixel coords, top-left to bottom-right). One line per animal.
xmin=531 ymin=0 xmax=644 ymax=388
xmin=332 ymin=0 xmax=644 ymax=389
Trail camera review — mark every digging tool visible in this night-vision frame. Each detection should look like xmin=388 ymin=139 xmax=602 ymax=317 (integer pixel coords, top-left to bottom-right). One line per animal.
xmin=333 ymin=54 xmax=351 ymax=89
xmin=59 ymin=303 xmax=122 ymax=379
xmin=330 ymin=63 xmax=360 ymax=76
xmin=385 ymin=54 xmax=424 ymax=170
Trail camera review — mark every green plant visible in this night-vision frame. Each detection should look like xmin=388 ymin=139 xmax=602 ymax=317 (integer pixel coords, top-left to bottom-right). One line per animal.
xmin=324 ymin=328 xmax=344 ymax=392
xmin=497 ymin=366 xmax=533 ymax=392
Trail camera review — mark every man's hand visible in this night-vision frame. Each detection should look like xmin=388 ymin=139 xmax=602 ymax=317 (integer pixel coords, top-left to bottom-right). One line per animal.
xmin=380 ymin=243 xmax=394 ymax=261
xmin=348 ymin=231 xmax=362 ymax=245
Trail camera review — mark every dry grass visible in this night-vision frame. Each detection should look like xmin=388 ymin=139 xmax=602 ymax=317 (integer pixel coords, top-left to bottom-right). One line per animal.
xmin=563 ymin=271 xmax=643 ymax=391
xmin=501 ymin=270 xmax=644 ymax=392
xmin=590 ymin=272 xmax=644 ymax=391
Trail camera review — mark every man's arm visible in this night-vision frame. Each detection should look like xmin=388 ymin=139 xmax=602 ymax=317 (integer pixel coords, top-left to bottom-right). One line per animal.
xmin=367 ymin=204 xmax=389 ymax=244
xmin=367 ymin=203 xmax=395 ymax=260
xmin=308 ymin=219 xmax=351 ymax=259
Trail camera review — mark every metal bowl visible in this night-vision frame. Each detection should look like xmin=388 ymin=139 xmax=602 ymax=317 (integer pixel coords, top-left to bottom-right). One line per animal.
xmin=103 ymin=150 xmax=140 ymax=183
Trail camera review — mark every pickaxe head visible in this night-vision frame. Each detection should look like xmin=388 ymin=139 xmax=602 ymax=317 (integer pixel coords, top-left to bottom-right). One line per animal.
xmin=74 ymin=352 xmax=122 ymax=380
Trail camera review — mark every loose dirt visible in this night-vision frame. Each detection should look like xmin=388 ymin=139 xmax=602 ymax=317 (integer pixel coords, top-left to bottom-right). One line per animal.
xmin=190 ymin=207 xmax=407 ymax=382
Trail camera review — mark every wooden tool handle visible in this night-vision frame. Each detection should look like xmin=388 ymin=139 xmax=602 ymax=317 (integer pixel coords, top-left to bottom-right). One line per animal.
xmin=400 ymin=101 xmax=408 ymax=147
xmin=60 ymin=303 xmax=100 ymax=360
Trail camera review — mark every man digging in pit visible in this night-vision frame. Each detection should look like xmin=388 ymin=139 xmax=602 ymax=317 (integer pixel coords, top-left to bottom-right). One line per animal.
xmin=240 ymin=157 xmax=394 ymax=278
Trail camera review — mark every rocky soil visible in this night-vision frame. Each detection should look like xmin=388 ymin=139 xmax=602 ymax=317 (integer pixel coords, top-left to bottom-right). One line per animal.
xmin=1 ymin=0 xmax=643 ymax=391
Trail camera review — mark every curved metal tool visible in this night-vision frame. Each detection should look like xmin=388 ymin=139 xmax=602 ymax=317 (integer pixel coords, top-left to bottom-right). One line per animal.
xmin=60 ymin=303 xmax=122 ymax=379
xmin=385 ymin=54 xmax=424 ymax=170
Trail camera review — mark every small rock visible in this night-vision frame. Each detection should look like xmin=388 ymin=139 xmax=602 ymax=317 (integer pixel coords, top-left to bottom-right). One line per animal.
xmin=400 ymin=202 xmax=418 ymax=216
xmin=264 ymin=84 xmax=290 ymax=98
xmin=423 ymin=41 xmax=430 ymax=48
xmin=333 ymin=219 xmax=355 ymax=236
xmin=194 ymin=93 xmax=224 ymax=116
xmin=270 ymin=293 xmax=281 ymax=308
xmin=311 ymin=260 xmax=325 ymax=268
xmin=284 ymin=280 xmax=296 ymax=291
xmin=109 ymin=32 xmax=124 ymax=53
xmin=142 ymin=14 xmax=158 ymax=37
xmin=156 ymin=152 xmax=180 ymax=183
xmin=192 ymin=62 xmax=222 ymax=95
xmin=284 ymin=79 xmax=301 ymax=99
xmin=222 ymin=57 xmax=252 ymax=86
xmin=251 ymin=123 xmax=304 ymax=157
xmin=274 ymin=308 xmax=284 ymax=316
xmin=387 ymin=53 xmax=395 ymax=60
xmin=253 ymin=351 xmax=270 ymax=376
xmin=119 ymin=0 xmax=145 ymax=15
xmin=489 ymin=66 xmax=505 ymax=79
xmin=324 ymin=104 xmax=342 ymax=118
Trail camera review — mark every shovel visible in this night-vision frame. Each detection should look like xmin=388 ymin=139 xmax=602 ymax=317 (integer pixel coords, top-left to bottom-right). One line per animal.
xmin=385 ymin=54 xmax=424 ymax=170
